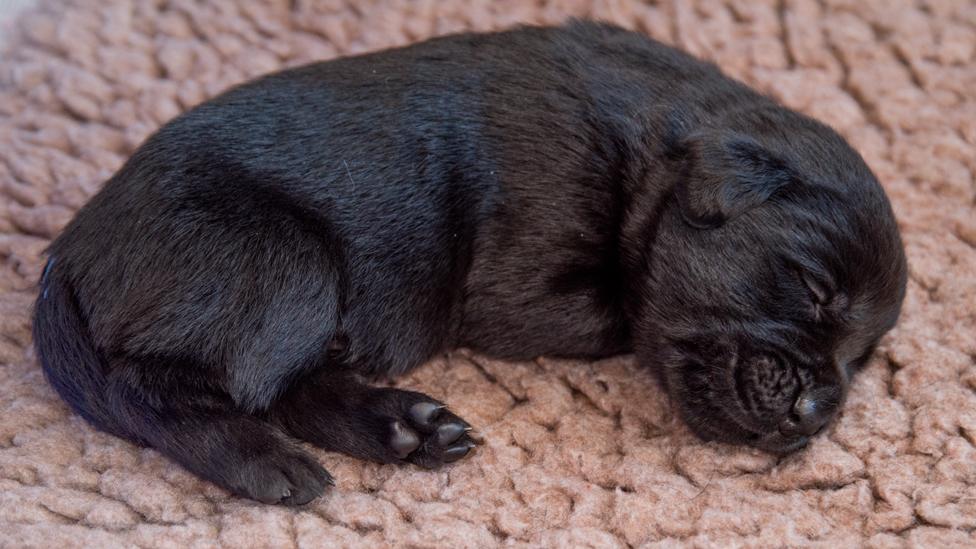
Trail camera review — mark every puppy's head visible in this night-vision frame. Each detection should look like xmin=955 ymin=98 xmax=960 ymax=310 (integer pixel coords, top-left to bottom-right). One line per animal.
xmin=634 ymin=112 xmax=907 ymax=453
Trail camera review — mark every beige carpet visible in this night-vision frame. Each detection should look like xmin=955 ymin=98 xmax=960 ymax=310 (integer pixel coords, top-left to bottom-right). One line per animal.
xmin=1 ymin=1 xmax=974 ymax=547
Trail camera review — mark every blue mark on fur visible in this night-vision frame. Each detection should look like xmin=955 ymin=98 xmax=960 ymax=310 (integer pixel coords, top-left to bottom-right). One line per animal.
xmin=41 ymin=256 xmax=55 ymax=299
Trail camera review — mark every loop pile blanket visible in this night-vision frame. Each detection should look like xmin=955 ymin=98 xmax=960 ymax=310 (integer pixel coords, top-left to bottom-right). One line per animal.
xmin=0 ymin=1 xmax=974 ymax=547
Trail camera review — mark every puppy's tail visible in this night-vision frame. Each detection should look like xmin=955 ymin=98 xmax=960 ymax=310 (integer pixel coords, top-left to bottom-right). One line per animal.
xmin=33 ymin=257 xmax=129 ymax=439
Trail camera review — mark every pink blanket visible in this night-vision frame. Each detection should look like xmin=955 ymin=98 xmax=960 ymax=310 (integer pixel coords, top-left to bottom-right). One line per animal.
xmin=1 ymin=1 xmax=974 ymax=546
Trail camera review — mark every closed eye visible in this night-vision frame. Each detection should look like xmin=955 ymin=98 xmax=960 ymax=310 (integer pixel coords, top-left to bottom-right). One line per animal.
xmin=800 ymin=271 xmax=849 ymax=322
xmin=801 ymin=272 xmax=830 ymax=305
xmin=800 ymin=270 xmax=838 ymax=322
xmin=798 ymin=271 xmax=826 ymax=321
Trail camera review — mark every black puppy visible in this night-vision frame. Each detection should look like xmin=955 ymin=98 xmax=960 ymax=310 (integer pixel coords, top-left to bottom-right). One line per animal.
xmin=33 ymin=21 xmax=907 ymax=505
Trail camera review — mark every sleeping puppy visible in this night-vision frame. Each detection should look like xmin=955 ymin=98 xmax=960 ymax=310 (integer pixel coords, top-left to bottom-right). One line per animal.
xmin=33 ymin=21 xmax=907 ymax=504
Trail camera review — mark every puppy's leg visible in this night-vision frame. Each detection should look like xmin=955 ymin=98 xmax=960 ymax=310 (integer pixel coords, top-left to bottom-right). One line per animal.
xmin=269 ymin=371 xmax=476 ymax=468
xmin=105 ymin=362 xmax=332 ymax=505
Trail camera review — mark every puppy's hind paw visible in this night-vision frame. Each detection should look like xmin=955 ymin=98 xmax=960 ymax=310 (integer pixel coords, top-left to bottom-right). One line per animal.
xmin=384 ymin=398 xmax=477 ymax=468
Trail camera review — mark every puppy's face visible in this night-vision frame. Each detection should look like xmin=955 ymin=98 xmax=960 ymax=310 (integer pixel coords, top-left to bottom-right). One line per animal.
xmin=634 ymin=124 xmax=907 ymax=453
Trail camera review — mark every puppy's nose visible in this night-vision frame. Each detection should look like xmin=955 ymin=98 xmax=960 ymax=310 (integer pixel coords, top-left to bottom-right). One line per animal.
xmin=778 ymin=387 xmax=840 ymax=437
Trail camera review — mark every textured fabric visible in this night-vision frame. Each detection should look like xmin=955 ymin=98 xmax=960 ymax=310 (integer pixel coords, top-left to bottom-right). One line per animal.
xmin=1 ymin=1 xmax=974 ymax=547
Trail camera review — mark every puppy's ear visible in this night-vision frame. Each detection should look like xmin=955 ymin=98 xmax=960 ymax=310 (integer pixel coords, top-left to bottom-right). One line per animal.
xmin=669 ymin=129 xmax=795 ymax=229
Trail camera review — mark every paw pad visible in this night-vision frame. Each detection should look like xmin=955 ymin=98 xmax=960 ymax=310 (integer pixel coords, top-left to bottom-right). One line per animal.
xmin=387 ymin=401 xmax=477 ymax=467
xmin=390 ymin=420 xmax=421 ymax=458
xmin=408 ymin=401 xmax=445 ymax=427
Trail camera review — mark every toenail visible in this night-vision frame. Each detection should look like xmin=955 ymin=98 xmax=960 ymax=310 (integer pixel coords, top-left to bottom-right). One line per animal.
xmin=436 ymin=422 xmax=467 ymax=445
xmin=443 ymin=441 xmax=475 ymax=463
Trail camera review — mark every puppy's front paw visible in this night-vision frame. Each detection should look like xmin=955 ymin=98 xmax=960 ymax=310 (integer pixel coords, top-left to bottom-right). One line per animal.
xmin=231 ymin=447 xmax=333 ymax=505
xmin=384 ymin=396 xmax=477 ymax=468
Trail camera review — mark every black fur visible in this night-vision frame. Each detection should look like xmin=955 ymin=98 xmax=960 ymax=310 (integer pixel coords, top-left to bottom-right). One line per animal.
xmin=33 ymin=21 xmax=907 ymax=504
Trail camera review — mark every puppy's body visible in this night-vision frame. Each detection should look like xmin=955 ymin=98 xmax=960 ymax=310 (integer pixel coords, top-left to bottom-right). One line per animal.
xmin=34 ymin=22 xmax=906 ymax=504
